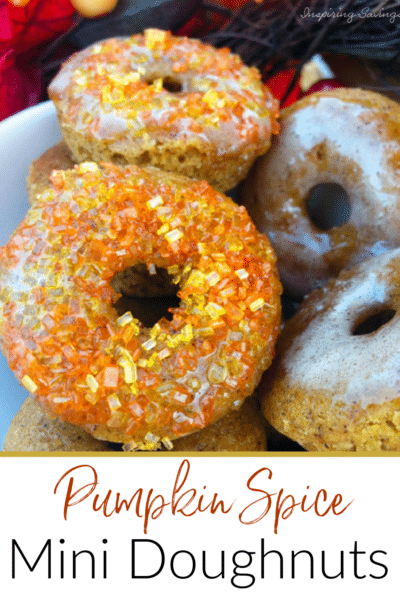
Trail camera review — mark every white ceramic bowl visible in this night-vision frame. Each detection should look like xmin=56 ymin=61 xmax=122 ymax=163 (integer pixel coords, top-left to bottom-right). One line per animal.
xmin=0 ymin=101 xmax=62 ymax=449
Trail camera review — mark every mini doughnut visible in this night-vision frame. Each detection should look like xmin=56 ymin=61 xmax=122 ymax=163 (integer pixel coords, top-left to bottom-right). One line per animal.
xmin=261 ymin=248 xmax=400 ymax=451
xmin=3 ymin=394 xmax=267 ymax=452
xmin=3 ymin=397 xmax=110 ymax=452
xmin=48 ymin=29 xmax=279 ymax=193
xmin=241 ymin=88 xmax=400 ymax=298
xmin=0 ymin=162 xmax=281 ymax=448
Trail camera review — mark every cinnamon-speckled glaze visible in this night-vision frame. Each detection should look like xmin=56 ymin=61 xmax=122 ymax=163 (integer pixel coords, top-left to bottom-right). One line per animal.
xmin=262 ymin=248 xmax=400 ymax=451
xmin=49 ymin=29 xmax=279 ymax=192
xmin=241 ymin=88 xmax=400 ymax=298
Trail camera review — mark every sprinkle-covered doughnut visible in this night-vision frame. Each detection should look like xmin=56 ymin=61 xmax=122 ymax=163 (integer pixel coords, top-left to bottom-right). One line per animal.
xmin=241 ymin=88 xmax=400 ymax=298
xmin=261 ymin=248 xmax=400 ymax=451
xmin=48 ymin=29 xmax=279 ymax=193
xmin=0 ymin=162 xmax=281 ymax=448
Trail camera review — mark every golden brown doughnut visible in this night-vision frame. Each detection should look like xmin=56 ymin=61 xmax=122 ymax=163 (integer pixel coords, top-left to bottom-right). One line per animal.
xmin=241 ymin=88 xmax=400 ymax=298
xmin=261 ymin=248 xmax=400 ymax=451
xmin=48 ymin=29 xmax=279 ymax=193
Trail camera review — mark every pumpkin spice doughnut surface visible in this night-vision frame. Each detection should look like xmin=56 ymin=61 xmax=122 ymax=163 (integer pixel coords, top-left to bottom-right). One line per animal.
xmin=241 ymin=88 xmax=400 ymax=298
xmin=261 ymin=249 xmax=400 ymax=451
xmin=48 ymin=29 xmax=279 ymax=193
xmin=0 ymin=162 xmax=281 ymax=449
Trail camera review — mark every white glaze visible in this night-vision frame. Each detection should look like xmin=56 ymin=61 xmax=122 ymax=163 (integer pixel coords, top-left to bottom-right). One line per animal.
xmin=283 ymin=249 xmax=400 ymax=408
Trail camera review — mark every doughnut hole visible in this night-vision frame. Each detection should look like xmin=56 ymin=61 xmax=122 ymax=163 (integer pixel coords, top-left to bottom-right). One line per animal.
xmin=111 ymin=263 xmax=180 ymax=328
xmin=306 ymin=183 xmax=351 ymax=230
xmin=145 ymin=76 xmax=183 ymax=93
xmin=352 ymin=307 xmax=396 ymax=336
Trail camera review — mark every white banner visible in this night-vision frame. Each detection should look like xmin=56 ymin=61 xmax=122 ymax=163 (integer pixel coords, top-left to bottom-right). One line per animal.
xmin=0 ymin=455 xmax=397 ymax=598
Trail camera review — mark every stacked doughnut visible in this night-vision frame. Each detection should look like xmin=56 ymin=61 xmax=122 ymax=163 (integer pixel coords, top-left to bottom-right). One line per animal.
xmin=241 ymin=87 xmax=400 ymax=451
xmin=1 ymin=30 xmax=283 ymax=452
xmin=48 ymin=28 xmax=279 ymax=193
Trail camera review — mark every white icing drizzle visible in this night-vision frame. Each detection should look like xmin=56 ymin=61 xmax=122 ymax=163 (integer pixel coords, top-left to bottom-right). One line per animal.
xmin=283 ymin=249 xmax=400 ymax=408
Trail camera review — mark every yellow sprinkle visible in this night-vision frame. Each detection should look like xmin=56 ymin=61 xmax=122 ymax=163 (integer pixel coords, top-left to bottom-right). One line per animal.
xmin=85 ymin=393 xmax=98 ymax=406
xmin=107 ymin=394 xmax=121 ymax=411
xmin=142 ymin=338 xmax=157 ymax=352
xmin=205 ymin=271 xmax=220 ymax=286
xmin=162 ymin=437 xmax=174 ymax=450
xmin=101 ymin=86 xmax=111 ymax=103
xmin=249 ymin=298 xmax=265 ymax=312
xmin=235 ymin=268 xmax=249 ymax=280
xmin=229 ymin=240 xmax=244 ymax=252
xmin=117 ymin=311 xmax=134 ymax=327
xmin=78 ymin=162 xmax=99 ymax=174
xmin=144 ymin=28 xmax=168 ymax=48
xmin=137 ymin=358 xmax=148 ymax=368
xmin=196 ymin=327 xmax=214 ymax=337
xmin=165 ymin=229 xmax=183 ymax=244
xmin=166 ymin=334 xmax=182 ymax=349
xmin=21 ymin=375 xmax=38 ymax=394
xmin=123 ymin=363 xmax=137 ymax=384
xmin=202 ymin=89 xmax=219 ymax=108
xmin=116 ymin=346 xmax=134 ymax=364
xmin=182 ymin=264 xmax=192 ymax=277
xmin=167 ymin=265 xmax=179 ymax=275
xmin=158 ymin=348 xmax=171 ymax=360
xmin=130 ymin=382 xmax=139 ymax=395
xmin=147 ymin=352 xmax=159 ymax=368
xmin=86 ymin=374 xmax=99 ymax=393
xmin=157 ymin=223 xmax=169 ymax=235
xmin=147 ymin=195 xmax=163 ymax=210
xmin=181 ymin=324 xmax=193 ymax=342
xmin=151 ymin=78 xmax=163 ymax=93
xmin=145 ymin=432 xmax=160 ymax=444
xmin=212 ymin=253 xmax=226 ymax=261
xmin=185 ymin=269 xmax=206 ymax=288
xmin=205 ymin=302 xmax=225 ymax=319
xmin=150 ymin=323 xmax=161 ymax=339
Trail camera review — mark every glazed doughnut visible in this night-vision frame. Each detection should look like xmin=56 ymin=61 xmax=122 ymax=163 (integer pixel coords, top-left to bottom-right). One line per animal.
xmin=0 ymin=162 xmax=281 ymax=449
xmin=48 ymin=29 xmax=279 ymax=193
xmin=262 ymin=248 xmax=400 ymax=451
xmin=241 ymin=88 xmax=400 ymax=298
xmin=4 ymin=394 xmax=267 ymax=452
